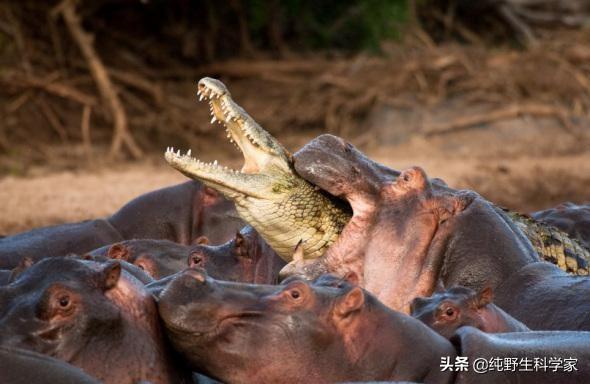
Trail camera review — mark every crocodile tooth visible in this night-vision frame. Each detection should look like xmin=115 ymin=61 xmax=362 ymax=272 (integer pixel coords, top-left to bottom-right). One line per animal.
xmin=213 ymin=160 xmax=218 ymax=166
xmin=199 ymin=94 xmax=204 ymax=102
xmin=211 ymin=116 xmax=217 ymax=123
xmin=176 ymin=149 xmax=180 ymax=156
xmin=187 ymin=149 xmax=191 ymax=156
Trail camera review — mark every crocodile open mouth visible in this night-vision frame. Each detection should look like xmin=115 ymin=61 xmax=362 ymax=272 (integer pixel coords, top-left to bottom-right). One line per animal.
xmin=165 ymin=77 xmax=285 ymax=177
xmin=164 ymin=77 xmax=292 ymax=198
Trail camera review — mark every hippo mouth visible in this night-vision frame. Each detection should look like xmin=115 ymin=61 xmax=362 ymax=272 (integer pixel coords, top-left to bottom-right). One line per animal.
xmin=162 ymin=310 xmax=263 ymax=339
xmin=164 ymin=77 xmax=292 ymax=199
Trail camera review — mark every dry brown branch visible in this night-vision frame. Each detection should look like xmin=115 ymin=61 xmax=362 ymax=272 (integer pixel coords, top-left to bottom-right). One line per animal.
xmin=5 ymin=91 xmax=33 ymax=113
xmin=2 ymin=5 xmax=32 ymax=75
xmin=3 ymin=73 xmax=97 ymax=106
xmin=81 ymin=105 xmax=92 ymax=161
xmin=198 ymin=59 xmax=332 ymax=78
xmin=107 ymin=68 xmax=163 ymax=105
xmin=36 ymin=97 xmax=68 ymax=143
xmin=423 ymin=103 xmax=577 ymax=136
xmin=57 ymin=0 xmax=142 ymax=159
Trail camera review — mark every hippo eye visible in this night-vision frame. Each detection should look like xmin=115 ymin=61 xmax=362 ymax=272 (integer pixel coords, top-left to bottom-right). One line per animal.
xmin=191 ymin=255 xmax=203 ymax=267
xmin=441 ymin=306 xmax=457 ymax=320
xmin=58 ymin=295 xmax=70 ymax=308
xmin=290 ymin=290 xmax=301 ymax=299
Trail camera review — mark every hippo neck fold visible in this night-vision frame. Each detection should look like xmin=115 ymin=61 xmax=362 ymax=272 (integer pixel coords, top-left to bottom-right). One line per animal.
xmin=93 ymin=277 xmax=186 ymax=384
xmin=477 ymin=305 xmax=529 ymax=333
xmin=438 ymin=198 xmax=538 ymax=291
xmin=335 ymin=295 xmax=456 ymax=382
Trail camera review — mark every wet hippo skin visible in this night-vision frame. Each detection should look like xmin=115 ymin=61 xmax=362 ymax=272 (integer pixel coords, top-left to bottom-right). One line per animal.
xmin=109 ymin=181 xmax=243 ymax=246
xmin=0 ymin=219 xmax=123 ymax=269
xmin=0 ymin=257 xmax=191 ymax=384
xmin=157 ymin=268 xmax=456 ymax=384
xmin=0 ymin=346 xmax=100 ymax=384
xmin=452 ymin=326 xmax=590 ymax=383
xmin=494 ymin=261 xmax=590 ymax=330
xmin=0 ymin=181 xmax=244 ymax=269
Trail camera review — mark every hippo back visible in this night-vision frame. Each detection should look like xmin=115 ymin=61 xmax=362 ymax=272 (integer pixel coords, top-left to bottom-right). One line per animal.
xmin=0 ymin=220 xmax=123 ymax=269
xmin=453 ymin=326 xmax=590 ymax=383
xmin=0 ymin=346 xmax=100 ymax=384
xmin=495 ymin=262 xmax=590 ymax=330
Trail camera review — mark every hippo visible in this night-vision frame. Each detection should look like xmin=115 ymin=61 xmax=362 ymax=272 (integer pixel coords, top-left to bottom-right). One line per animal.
xmin=532 ymin=202 xmax=590 ymax=249
xmin=0 ymin=346 xmax=100 ymax=384
xmin=453 ymin=326 xmax=590 ymax=383
xmin=156 ymin=268 xmax=456 ymax=384
xmin=494 ymin=261 xmax=590 ymax=330
xmin=0 ymin=220 xmax=123 ymax=269
xmin=0 ymin=257 xmax=191 ymax=384
xmin=410 ymin=286 xmax=529 ymax=338
xmin=87 ymin=238 xmax=203 ymax=280
xmin=88 ymin=225 xmax=284 ymax=283
xmin=109 ymin=181 xmax=243 ymax=245
xmin=188 ymin=225 xmax=285 ymax=284
xmin=0 ymin=269 xmax=12 ymax=286
xmin=0 ymin=180 xmax=243 ymax=269
xmin=282 ymin=135 xmax=590 ymax=331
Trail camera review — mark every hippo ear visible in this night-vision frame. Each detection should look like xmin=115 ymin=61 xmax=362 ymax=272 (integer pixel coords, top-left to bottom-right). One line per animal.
xmin=343 ymin=271 xmax=359 ymax=286
xmin=409 ymin=296 xmax=428 ymax=315
xmin=434 ymin=279 xmax=446 ymax=293
xmin=336 ymin=287 xmax=365 ymax=318
xmin=194 ymin=236 xmax=209 ymax=245
xmin=476 ymin=286 xmax=494 ymax=308
xmin=8 ymin=257 xmax=34 ymax=283
xmin=293 ymin=240 xmax=305 ymax=262
xmin=101 ymin=261 xmax=122 ymax=290
xmin=234 ymin=232 xmax=249 ymax=257
xmin=107 ymin=243 xmax=130 ymax=261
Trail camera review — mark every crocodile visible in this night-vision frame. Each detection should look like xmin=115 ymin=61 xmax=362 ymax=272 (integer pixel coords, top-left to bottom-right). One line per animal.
xmin=165 ymin=78 xmax=350 ymax=261
xmin=165 ymin=77 xmax=590 ymax=274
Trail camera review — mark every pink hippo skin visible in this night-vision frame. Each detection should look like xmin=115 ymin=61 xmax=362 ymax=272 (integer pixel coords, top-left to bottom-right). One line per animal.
xmin=157 ymin=268 xmax=456 ymax=384
xmin=0 ymin=257 xmax=191 ymax=384
xmin=284 ymin=134 xmax=590 ymax=331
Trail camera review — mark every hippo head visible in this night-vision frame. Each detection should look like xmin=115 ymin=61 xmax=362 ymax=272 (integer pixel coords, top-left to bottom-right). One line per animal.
xmin=287 ymin=134 xmax=535 ymax=312
xmin=0 ymin=257 xmax=184 ymax=384
xmin=187 ymin=231 xmax=257 ymax=282
xmin=188 ymin=226 xmax=285 ymax=284
xmin=157 ymin=268 xmax=371 ymax=383
xmin=0 ymin=258 xmax=123 ymax=358
xmin=410 ymin=285 xmax=494 ymax=338
xmin=102 ymin=240 xmax=196 ymax=280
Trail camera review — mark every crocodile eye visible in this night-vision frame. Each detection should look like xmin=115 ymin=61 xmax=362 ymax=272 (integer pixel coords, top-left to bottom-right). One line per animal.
xmin=445 ymin=307 xmax=454 ymax=316
xmin=290 ymin=290 xmax=301 ymax=299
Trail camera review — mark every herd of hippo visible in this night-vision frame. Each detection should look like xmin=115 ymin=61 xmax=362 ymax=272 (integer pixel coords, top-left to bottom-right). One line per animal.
xmin=1 ymin=78 xmax=590 ymax=384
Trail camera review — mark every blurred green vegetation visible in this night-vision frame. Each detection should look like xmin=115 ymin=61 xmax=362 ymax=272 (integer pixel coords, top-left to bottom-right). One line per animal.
xmin=253 ymin=0 xmax=410 ymax=51
xmin=125 ymin=0 xmax=411 ymax=60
